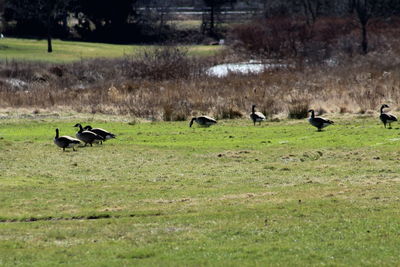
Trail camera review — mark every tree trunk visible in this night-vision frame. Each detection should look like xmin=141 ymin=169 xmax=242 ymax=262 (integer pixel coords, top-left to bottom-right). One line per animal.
xmin=352 ymin=0 xmax=370 ymax=55
xmin=47 ymin=13 xmax=52 ymax=53
xmin=361 ymin=22 xmax=368 ymax=54
xmin=47 ymin=35 xmax=53 ymax=53
xmin=210 ymin=4 xmax=215 ymax=34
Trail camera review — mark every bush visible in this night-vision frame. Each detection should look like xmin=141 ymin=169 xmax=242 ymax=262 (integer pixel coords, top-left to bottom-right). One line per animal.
xmin=288 ymin=98 xmax=310 ymax=119
xmin=230 ymin=17 xmax=308 ymax=58
xmin=230 ymin=16 xmax=356 ymax=61
xmin=121 ymin=46 xmax=200 ymax=81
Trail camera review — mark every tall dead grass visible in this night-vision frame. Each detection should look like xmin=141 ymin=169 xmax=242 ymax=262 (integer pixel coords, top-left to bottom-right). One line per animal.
xmin=1 ymin=43 xmax=400 ymax=120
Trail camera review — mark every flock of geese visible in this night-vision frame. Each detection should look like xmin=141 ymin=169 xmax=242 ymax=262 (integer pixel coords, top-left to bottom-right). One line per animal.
xmin=54 ymin=104 xmax=397 ymax=151
xmin=54 ymin=123 xmax=116 ymax=151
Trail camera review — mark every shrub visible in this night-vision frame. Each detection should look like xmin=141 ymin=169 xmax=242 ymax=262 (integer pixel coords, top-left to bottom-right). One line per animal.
xmin=288 ymin=98 xmax=310 ymax=119
xmin=230 ymin=17 xmax=308 ymax=58
xmin=121 ymin=46 xmax=201 ymax=81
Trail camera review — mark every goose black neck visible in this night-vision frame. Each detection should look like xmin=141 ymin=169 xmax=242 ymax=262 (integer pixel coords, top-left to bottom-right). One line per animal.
xmin=55 ymin=129 xmax=59 ymax=138
xmin=252 ymin=105 xmax=255 ymax=114
xmin=310 ymin=110 xmax=315 ymax=118
xmin=380 ymin=105 xmax=385 ymax=114
xmin=189 ymin=118 xmax=196 ymax=127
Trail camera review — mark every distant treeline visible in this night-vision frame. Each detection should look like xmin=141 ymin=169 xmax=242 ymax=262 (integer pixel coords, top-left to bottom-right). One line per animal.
xmin=1 ymin=0 xmax=400 ymax=55
xmin=0 ymin=0 xmax=254 ymax=43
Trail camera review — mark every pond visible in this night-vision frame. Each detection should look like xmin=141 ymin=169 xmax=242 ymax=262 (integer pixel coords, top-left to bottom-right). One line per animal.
xmin=206 ymin=61 xmax=288 ymax=77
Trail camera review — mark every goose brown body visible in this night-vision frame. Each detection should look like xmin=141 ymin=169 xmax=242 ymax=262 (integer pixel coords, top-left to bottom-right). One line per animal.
xmin=54 ymin=128 xmax=80 ymax=151
xmin=83 ymin=125 xmax=116 ymax=141
xmin=189 ymin=116 xmax=217 ymax=127
xmin=308 ymin=109 xmax=334 ymax=131
xmin=250 ymin=105 xmax=266 ymax=126
xmin=379 ymin=104 xmax=397 ymax=129
xmin=74 ymin=123 xmax=104 ymax=146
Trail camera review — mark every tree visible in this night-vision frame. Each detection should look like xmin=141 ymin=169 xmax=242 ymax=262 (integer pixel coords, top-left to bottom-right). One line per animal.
xmin=136 ymin=0 xmax=173 ymax=40
xmin=0 ymin=0 xmax=4 ymax=32
xmin=299 ymin=0 xmax=328 ymax=25
xmin=4 ymin=0 xmax=71 ymax=52
xmin=349 ymin=0 xmax=376 ymax=54
xmin=72 ymin=0 xmax=139 ymax=43
xmin=201 ymin=0 xmax=236 ymax=36
xmin=349 ymin=0 xmax=400 ymax=54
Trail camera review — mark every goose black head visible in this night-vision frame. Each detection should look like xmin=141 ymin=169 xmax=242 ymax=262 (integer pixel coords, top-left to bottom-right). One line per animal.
xmin=83 ymin=125 xmax=92 ymax=130
xmin=73 ymin=123 xmax=81 ymax=128
xmin=380 ymin=104 xmax=390 ymax=113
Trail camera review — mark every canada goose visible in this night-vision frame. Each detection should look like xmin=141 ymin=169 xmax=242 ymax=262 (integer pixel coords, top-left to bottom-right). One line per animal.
xmin=83 ymin=125 xmax=116 ymax=142
xmin=73 ymin=123 xmax=104 ymax=146
xmin=54 ymin=128 xmax=80 ymax=151
xmin=250 ymin=105 xmax=266 ymax=126
xmin=308 ymin=109 xmax=334 ymax=131
xmin=189 ymin=116 xmax=217 ymax=127
xmin=380 ymin=104 xmax=397 ymax=129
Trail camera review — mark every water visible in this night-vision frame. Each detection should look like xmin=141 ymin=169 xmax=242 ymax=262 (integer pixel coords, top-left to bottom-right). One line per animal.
xmin=5 ymin=78 xmax=27 ymax=90
xmin=206 ymin=61 xmax=288 ymax=77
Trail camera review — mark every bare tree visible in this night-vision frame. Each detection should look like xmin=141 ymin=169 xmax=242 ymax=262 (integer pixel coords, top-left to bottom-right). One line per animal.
xmin=349 ymin=0 xmax=376 ymax=54
xmin=201 ymin=0 xmax=236 ymax=36
xmin=300 ymin=0 xmax=322 ymax=25
xmin=349 ymin=0 xmax=400 ymax=54
xmin=0 ymin=0 xmax=4 ymax=32
xmin=139 ymin=0 xmax=172 ymax=39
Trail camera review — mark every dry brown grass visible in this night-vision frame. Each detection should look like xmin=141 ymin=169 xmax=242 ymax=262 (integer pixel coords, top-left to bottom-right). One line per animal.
xmin=1 ymin=43 xmax=400 ymax=120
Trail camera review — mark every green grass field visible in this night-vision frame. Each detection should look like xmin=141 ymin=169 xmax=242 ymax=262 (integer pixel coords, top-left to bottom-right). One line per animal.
xmin=169 ymin=20 xmax=202 ymax=30
xmin=1 ymin=114 xmax=400 ymax=265
xmin=0 ymin=38 xmax=221 ymax=63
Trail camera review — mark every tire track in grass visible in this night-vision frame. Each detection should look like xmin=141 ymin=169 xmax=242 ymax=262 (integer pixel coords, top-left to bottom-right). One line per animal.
xmin=0 ymin=211 xmax=163 ymax=223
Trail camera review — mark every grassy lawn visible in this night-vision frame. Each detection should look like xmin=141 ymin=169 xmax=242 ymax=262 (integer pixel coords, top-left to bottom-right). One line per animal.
xmin=1 ymin=114 xmax=400 ymax=265
xmin=169 ymin=20 xmax=202 ymax=30
xmin=0 ymin=38 xmax=221 ymax=63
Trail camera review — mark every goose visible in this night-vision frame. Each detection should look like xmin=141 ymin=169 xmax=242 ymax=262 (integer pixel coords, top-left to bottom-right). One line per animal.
xmin=83 ymin=125 xmax=116 ymax=142
xmin=73 ymin=123 xmax=104 ymax=146
xmin=380 ymin=104 xmax=397 ymax=129
xmin=189 ymin=116 xmax=217 ymax=127
xmin=250 ymin=105 xmax=266 ymax=126
xmin=54 ymin=128 xmax=80 ymax=151
xmin=308 ymin=109 xmax=334 ymax=131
